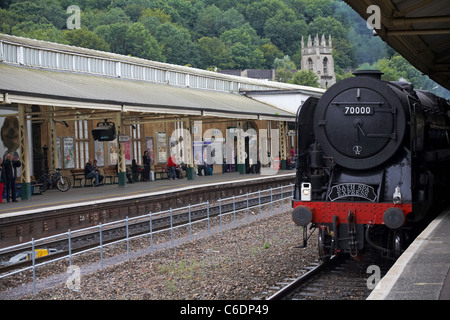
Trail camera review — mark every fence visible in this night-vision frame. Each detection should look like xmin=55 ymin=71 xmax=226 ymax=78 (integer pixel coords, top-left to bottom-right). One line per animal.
xmin=0 ymin=184 xmax=294 ymax=297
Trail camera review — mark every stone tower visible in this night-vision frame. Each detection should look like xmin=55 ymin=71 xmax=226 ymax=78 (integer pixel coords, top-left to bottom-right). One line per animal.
xmin=301 ymin=34 xmax=336 ymax=88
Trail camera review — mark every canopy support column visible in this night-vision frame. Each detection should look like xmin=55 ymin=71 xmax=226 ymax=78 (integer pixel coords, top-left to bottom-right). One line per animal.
xmin=237 ymin=120 xmax=245 ymax=174
xmin=116 ymin=112 xmax=126 ymax=187
xmin=18 ymin=104 xmax=31 ymax=200
xmin=49 ymin=107 xmax=58 ymax=171
xmin=279 ymin=121 xmax=287 ymax=170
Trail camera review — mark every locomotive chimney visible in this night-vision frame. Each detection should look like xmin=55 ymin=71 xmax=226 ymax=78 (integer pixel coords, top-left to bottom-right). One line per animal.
xmin=352 ymin=70 xmax=383 ymax=80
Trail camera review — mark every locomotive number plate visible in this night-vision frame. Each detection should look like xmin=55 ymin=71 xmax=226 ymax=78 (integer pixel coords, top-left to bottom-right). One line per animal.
xmin=344 ymin=106 xmax=374 ymax=115
xmin=328 ymin=183 xmax=377 ymax=202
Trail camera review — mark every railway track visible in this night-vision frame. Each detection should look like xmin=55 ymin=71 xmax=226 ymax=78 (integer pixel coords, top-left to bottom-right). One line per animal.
xmin=266 ymin=254 xmax=395 ymax=300
xmin=0 ymin=186 xmax=293 ymax=275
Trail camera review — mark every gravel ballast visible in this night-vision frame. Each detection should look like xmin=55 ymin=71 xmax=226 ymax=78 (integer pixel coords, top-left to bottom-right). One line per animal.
xmin=1 ymin=205 xmax=318 ymax=300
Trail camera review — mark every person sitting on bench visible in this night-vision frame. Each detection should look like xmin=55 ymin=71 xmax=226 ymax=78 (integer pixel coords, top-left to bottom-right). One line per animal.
xmin=85 ymin=159 xmax=103 ymax=186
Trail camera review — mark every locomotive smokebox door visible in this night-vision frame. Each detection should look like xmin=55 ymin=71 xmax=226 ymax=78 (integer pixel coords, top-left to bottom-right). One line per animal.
xmin=313 ymin=70 xmax=407 ymax=170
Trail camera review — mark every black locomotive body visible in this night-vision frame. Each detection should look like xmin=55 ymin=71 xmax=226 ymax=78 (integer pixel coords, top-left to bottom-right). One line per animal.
xmin=292 ymin=70 xmax=450 ymax=260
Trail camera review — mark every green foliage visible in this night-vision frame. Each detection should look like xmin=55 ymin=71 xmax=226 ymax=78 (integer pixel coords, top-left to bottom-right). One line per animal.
xmin=63 ymin=29 xmax=110 ymax=51
xmin=357 ymin=53 xmax=449 ymax=98
xmin=197 ymin=36 xmax=234 ymax=70
xmin=275 ymin=68 xmax=294 ymax=83
xmin=126 ymin=22 xmax=164 ymax=61
xmin=0 ymin=0 xmax=446 ymax=96
xmin=289 ymin=69 xmax=320 ymax=87
xmin=155 ymin=22 xmax=198 ymax=66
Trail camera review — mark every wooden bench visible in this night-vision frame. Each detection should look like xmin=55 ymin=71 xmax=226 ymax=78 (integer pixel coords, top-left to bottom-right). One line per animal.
xmin=70 ymin=169 xmax=86 ymax=188
xmin=154 ymin=164 xmax=169 ymax=180
xmin=103 ymin=165 xmax=118 ymax=184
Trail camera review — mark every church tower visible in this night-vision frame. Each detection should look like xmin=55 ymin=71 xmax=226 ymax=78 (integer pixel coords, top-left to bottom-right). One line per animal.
xmin=301 ymin=34 xmax=336 ymax=88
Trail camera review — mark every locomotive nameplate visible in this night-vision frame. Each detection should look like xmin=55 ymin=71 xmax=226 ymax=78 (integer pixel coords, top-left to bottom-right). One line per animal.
xmin=328 ymin=183 xmax=377 ymax=202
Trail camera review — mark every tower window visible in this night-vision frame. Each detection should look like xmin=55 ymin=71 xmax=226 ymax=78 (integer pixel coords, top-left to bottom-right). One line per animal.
xmin=307 ymin=58 xmax=313 ymax=71
xmin=323 ymin=57 xmax=328 ymax=74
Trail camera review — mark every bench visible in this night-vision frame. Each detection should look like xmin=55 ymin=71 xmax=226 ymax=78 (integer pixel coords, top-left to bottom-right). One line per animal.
xmin=103 ymin=165 xmax=118 ymax=185
xmin=70 ymin=169 xmax=98 ymax=187
xmin=70 ymin=169 xmax=86 ymax=188
xmin=154 ymin=164 xmax=169 ymax=180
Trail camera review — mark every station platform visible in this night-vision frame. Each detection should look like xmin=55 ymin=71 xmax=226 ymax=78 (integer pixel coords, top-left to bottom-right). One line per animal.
xmin=0 ymin=171 xmax=295 ymax=218
xmin=368 ymin=208 xmax=450 ymax=300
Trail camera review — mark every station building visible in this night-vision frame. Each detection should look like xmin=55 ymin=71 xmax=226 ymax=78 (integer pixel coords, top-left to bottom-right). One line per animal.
xmin=0 ymin=34 xmax=324 ymax=199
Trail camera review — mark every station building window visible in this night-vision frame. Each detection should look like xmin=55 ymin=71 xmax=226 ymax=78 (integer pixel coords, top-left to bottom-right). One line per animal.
xmin=74 ymin=118 xmax=89 ymax=168
xmin=130 ymin=124 xmax=142 ymax=163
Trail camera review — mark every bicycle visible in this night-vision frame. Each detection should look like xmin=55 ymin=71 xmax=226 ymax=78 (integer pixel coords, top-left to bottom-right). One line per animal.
xmin=38 ymin=168 xmax=72 ymax=192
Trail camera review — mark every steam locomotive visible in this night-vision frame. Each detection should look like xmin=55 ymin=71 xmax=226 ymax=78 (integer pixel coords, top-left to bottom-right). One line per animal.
xmin=292 ymin=70 xmax=450 ymax=260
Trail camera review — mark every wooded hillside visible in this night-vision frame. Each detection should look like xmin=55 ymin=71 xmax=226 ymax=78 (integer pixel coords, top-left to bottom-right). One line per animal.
xmin=1 ymin=0 xmax=448 ymax=97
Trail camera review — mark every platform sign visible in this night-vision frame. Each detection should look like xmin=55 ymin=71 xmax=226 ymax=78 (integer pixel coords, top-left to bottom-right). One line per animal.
xmin=118 ymin=135 xmax=130 ymax=143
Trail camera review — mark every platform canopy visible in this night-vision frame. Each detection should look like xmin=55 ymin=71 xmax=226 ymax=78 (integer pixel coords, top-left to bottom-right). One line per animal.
xmin=344 ymin=0 xmax=450 ymax=90
xmin=0 ymin=63 xmax=294 ymax=122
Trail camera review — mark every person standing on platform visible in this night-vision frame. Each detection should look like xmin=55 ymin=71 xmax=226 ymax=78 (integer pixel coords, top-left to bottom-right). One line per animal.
xmin=142 ymin=150 xmax=151 ymax=181
xmin=2 ymin=152 xmax=21 ymax=202
xmin=167 ymin=154 xmax=177 ymax=180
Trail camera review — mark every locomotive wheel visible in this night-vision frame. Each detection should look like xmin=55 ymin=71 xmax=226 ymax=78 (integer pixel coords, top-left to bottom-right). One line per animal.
xmin=318 ymin=228 xmax=333 ymax=261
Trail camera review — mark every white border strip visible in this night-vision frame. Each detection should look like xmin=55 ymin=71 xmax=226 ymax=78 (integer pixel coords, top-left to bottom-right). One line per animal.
xmin=367 ymin=209 xmax=450 ymax=300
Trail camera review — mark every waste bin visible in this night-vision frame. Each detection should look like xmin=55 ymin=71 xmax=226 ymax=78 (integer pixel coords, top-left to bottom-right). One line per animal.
xmin=187 ymin=167 xmax=195 ymax=180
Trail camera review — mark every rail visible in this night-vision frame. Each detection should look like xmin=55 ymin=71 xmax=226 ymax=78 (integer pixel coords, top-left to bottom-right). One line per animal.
xmin=0 ymin=184 xmax=294 ymax=296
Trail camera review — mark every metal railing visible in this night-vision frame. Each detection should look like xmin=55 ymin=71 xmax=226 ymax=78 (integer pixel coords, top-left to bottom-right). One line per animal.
xmin=0 ymin=184 xmax=294 ymax=297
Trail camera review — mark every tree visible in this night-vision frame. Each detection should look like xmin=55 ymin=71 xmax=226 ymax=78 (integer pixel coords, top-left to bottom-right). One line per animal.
xmin=126 ymin=22 xmax=164 ymax=62
xmin=197 ymin=37 xmax=234 ymax=70
xmin=244 ymin=0 xmax=286 ymax=35
xmin=332 ymin=38 xmax=355 ymax=69
xmin=264 ymin=8 xmax=307 ymax=56
xmin=11 ymin=21 xmax=68 ymax=44
xmin=89 ymin=7 xmax=130 ymax=29
xmin=193 ymin=5 xmax=245 ymax=39
xmin=220 ymin=23 xmax=266 ymax=69
xmin=8 ymin=0 xmax=66 ymax=29
xmin=64 ymin=29 xmax=110 ymax=51
xmin=220 ymin=23 xmax=261 ymax=47
xmin=138 ymin=8 xmax=171 ymax=34
xmin=230 ymin=43 xmax=265 ymax=69
xmin=275 ymin=68 xmax=295 ymax=83
xmin=289 ymin=69 xmax=320 ymax=87
xmin=260 ymin=43 xmax=284 ymax=69
xmin=308 ymin=16 xmax=346 ymax=40
xmin=94 ymin=23 xmax=129 ymax=55
xmin=155 ymin=22 xmax=199 ymax=66
xmin=0 ymin=8 xmax=19 ymax=33
xmin=193 ymin=5 xmax=222 ymax=39
xmin=273 ymin=55 xmax=296 ymax=70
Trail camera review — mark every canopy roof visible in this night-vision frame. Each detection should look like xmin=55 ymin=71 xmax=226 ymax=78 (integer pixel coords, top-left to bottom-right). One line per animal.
xmin=0 ymin=63 xmax=295 ymax=121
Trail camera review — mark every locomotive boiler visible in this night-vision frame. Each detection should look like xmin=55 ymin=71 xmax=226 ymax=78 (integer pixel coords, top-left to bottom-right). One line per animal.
xmin=292 ymin=70 xmax=450 ymax=260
